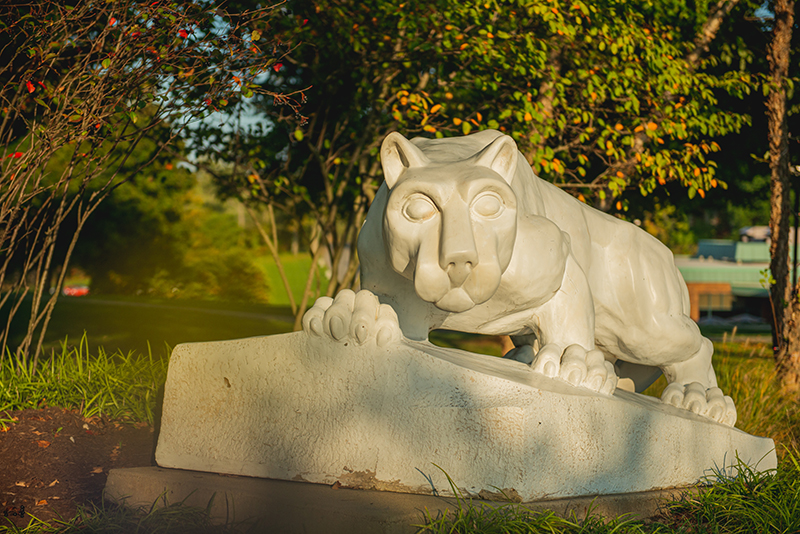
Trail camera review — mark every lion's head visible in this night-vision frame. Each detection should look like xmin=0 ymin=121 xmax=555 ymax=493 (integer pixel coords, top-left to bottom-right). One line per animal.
xmin=379 ymin=132 xmax=520 ymax=313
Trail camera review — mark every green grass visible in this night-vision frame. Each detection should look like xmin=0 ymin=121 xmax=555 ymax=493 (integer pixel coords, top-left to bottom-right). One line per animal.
xmin=1 ymin=335 xmax=167 ymax=425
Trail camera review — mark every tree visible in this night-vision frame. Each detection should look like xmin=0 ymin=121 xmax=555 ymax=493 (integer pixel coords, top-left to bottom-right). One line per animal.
xmin=765 ymin=0 xmax=800 ymax=392
xmin=0 ymin=0 xmax=299 ymax=369
xmin=199 ymin=0 xmax=752 ymax=329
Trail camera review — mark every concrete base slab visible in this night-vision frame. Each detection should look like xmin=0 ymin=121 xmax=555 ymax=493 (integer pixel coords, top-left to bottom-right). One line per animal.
xmin=104 ymin=466 xmax=698 ymax=533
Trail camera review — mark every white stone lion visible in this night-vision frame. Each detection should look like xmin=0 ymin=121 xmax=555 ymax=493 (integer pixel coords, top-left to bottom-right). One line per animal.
xmin=303 ymin=130 xmax=736 ymax=426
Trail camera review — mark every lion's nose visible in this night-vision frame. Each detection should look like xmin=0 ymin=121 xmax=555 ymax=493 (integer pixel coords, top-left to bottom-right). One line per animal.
xmin=446 ymin=261 xmax=473 ymax=286
xmin=439 ymin=212 xmax=478 ymax=286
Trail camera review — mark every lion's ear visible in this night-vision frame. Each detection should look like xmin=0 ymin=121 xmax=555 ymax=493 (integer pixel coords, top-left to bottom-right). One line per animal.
xmin=474 ymin=135 xmax=518 ymax=185
xmin=381 ymin=132 xmax=429 ymax=189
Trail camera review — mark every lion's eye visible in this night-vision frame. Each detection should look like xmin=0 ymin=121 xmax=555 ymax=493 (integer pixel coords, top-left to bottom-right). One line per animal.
xmin=404 ymin=196 xmax=437 ymax=221
xmin=472 ymin=193 xmax=503 ymax=218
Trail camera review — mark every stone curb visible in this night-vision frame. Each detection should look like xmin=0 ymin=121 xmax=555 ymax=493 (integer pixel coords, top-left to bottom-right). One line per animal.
xmin=105 ymin=466 xmax=699 ymax=533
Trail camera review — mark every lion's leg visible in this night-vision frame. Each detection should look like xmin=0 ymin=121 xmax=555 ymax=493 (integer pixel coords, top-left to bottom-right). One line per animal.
xmin=615 ymin=308 xmax=737 ymax=426
xmin=657 ymin=334 xmax=736 ymax=426
xmin=504 ymin=255 xmax=617 ymax=395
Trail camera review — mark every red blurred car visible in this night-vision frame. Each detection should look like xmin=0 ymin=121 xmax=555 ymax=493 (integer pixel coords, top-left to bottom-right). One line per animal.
xmin=62 ymin=285 xmax=89 ymax=297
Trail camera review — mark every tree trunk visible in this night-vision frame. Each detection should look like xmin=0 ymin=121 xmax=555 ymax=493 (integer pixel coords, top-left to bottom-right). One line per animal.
xmin=767 ymin=0 xmax=799 ymax=392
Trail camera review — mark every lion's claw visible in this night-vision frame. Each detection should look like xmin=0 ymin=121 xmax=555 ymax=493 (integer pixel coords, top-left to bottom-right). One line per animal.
xmin=661 ymin=382 xmax=736 ymax=426
xmin=506 ymin=343 xmax=617 ymax=395
xmin=302 ymin=289 xmax=401 ymax=347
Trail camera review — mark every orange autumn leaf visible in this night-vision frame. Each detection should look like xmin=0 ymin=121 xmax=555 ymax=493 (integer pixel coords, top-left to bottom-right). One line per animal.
xmin=36 ymin=500 xmax=47 ymax=506
xmin=37 ymin=440 xmax=50 ymax=448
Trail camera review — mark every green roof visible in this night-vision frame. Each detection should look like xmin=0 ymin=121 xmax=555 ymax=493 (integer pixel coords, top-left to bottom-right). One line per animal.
xmin=675 ymin=257 xmax=771 ymax=297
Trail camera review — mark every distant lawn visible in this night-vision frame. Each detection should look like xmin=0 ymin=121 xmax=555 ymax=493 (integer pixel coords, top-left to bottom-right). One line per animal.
xmin=254 ymin=252 xmax=330 ymax=308
xmin=1 ymin=295 xmax=294 ymax=358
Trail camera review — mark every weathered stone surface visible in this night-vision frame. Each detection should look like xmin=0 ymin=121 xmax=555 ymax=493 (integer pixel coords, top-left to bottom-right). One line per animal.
xmin=155 ymin=332 xmax=776 ymax=501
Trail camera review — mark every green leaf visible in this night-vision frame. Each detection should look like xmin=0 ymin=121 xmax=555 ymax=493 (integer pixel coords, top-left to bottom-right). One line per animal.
xmin=462 ymin=121 xmax=472 ymax=135
xmin=102 ymin=59 xmax=111 ymax=69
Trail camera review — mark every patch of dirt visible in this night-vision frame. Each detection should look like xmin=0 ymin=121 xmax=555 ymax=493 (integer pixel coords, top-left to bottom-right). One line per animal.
xmin=0 ymin=407 xmax=155 ymax=529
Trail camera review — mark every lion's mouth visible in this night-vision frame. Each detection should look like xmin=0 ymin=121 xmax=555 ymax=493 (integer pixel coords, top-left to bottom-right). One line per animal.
xmin=434 ymin=288 xmax=476 ymax=312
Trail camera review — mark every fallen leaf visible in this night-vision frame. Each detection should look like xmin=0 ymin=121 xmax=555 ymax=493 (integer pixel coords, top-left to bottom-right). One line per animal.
xmin=37 ymin=440 xmax=51 ymax=448
xmin=33 ymin=430 xmax=44 ymax=435
xmin=69 ymin=436 xmax=75 ymax=443
xmin=91 ymin=467 xmax=103 ymax=474
xmin=48 ymin=480 xmax=59 ymax=487
xmin=36 ymin=499 xmax=47 ymax=506
xmin=15 ymin=482 xmax=27 ymax=487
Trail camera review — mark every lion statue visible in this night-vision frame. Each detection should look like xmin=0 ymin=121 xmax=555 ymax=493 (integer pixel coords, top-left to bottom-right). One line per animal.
xmin=303 ymin=130 xmax=736 ymax=426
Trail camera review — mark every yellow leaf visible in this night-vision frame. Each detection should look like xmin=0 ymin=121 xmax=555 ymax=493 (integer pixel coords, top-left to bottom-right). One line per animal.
xmin=647 ymin=122 xmax=657 ymax=131
xmin=698 ymin=189 xmax=705 ymax=198
xmin=445 ymin=92 xmax=453 ymax=100
xmin=634 ymin=125 xmax=644 ymax=133
xmin=578 ymin=194 xmax=586 ymax=202
xmin=423 ymin=125 xmax=436 ymax=133
xmin=524 ymin=112 xmax=532 ymax=121
xmin=658 ymin=176 xmax=666 ymax=185
xmin=615 ymin=201 xmax=622 ymax=210
xmin=615 ymin=123 xmax=623 ymax=130
xmin=460 ymin=43 xmax=468 ymax=50
xmin=453 ymin=117 xmax=462 ymax=125
xmin=476 ymin=112 xmax=482 ymax=122
xmin=430 ymin=104 xmax=442 ymax=113
xmin=693 ymin=167 xmax=701 ymax=177
xmin=445 ymin=24 xmax=453 ymax=30
xmin=616 ymin=171 xmax=624 ymax=178
xmin=711 ymin=178 xmax=718 ymax=188
xmin=606 ymin=140 xmax=613 ymax=150
xmin=657 ymin=137 xmax=664 ymax=144
xmin=487 ymin=32 xmax=494 ymax=39
xmin=400 ymin=97 xmax=408 ymax=106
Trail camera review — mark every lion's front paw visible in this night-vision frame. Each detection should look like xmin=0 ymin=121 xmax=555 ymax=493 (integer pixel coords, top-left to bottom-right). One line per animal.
xmin=661 ymin=382 xmax=737 ymax=426
xmin=302 ymin=289 xmax=401 ymax=347
xmin=508 ymin=344 xmax=617 ymax=395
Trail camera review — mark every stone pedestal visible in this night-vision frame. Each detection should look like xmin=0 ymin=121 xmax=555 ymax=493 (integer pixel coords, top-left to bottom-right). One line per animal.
xmin=154 ymin=332 xmax=776 ymax=501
